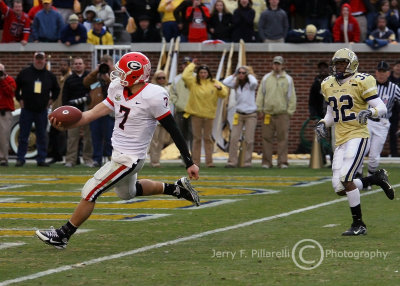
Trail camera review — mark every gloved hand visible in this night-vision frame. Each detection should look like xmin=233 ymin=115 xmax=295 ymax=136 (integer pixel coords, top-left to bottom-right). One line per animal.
xmin=315 ymin=121 xmax=328 ymax=141
xmin=68 ymin=97 xmax=88 ymax=106
xmin=358 ymin=109 xmax=372 ymax=125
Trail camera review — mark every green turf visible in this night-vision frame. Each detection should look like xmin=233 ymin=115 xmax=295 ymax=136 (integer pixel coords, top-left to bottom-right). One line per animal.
xmin=0 ymin=163 xmax=399 ymax=286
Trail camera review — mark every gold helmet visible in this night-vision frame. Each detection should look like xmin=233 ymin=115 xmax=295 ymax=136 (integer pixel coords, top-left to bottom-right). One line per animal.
xmin=330 ymin=48 xmax=359 ymax=79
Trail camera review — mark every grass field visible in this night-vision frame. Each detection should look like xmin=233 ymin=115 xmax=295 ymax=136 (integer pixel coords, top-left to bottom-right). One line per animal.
xmin=0 ymin=162 xmax=399 ymax=286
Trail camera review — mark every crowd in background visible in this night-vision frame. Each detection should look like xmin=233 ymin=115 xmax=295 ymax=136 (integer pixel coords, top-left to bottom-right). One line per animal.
xmin=1 ymin=0 xmax=400 ymax=46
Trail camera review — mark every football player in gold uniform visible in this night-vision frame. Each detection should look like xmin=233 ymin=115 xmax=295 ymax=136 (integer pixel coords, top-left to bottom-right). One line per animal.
xmin=315 ymin=48 xmax=395 ymax=236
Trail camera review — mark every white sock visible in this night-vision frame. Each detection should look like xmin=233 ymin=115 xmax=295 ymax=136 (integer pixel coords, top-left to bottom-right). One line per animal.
xmin=346 ymin=188 xmax=360 ymax=207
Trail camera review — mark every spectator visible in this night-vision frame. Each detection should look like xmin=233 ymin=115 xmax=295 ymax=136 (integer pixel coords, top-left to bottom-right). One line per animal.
xmin=170 ymin=56 xmax=193 ymax=151
xmin=31 ymin=0 xmax=64 ymax=42
xmin=47 ymin=59 xmax=71 ymax=165
xmin=157 ymin=0 xmax=183 ymax=42
xmin=83 ymin=54 xmax=114 ymax=167
xmin=0 ymin=63 xmax=16 ymax=167
xmin=222 ymin=66 xmax=258 ymax=168
xmin=388 ymin=60 xmax=400 ymax=157
xmin=256 ymin=56 xmax=296 ymax=169
xmin=285 ymin=24 xmax=332 ymax=43
xmin=149 ymin=70 xmax=171 ymax=167
xmin=346 ymin=0 xmax=374 ymax=42
xmin=182 ymin=60 xmax=228 ymax=167
xmin=365 ymin=15 xmax=396 ymax=49
xmin=60 ymin=13 xmax=88 ymax=45
xmin=304 ymin=0 xmax=336 ymax=30
xmin=232 ymin=0 xmax=256 ymax=42
xmin=83 ymin=0 xmax=115 ymax=34
xmin=186 ymin=0 xmax=210 ymax=43
xmin=332 ymin=3 xmax=361 ymax=43
xmin=62 ymin=57 xmax=93 ymax=168
xmin=131 ymin=14 xmax=162 ymax=43
xmin=258 ymin=0 xmax=288 ymax=43
xmin=308 ymin=61 xmax=329 ymax=119
xmin=15 ymin=52 xmax=60 ymax=167
xmin=52 ymin=0 xmax=74 ymax=23
xmin=124 ymin=0 xmax=161 ymax=29
xmin=381 ymin=0 xmax=400 ymax=37
xmin=222 ymin=0 xmax=266 ymax=33
xmin=208 ymin=0 xmax=233 ymax=42
xmin=389 ymin=0 xmax=400 ymax=39
xmin=87 ymin=17 xmax=114 ymax=45
xmin=0 ymin=0 xmax=30 ymax=45
xmin=28 ymin=0 xmax=57 ymax=21
xmin=83 ymin=6 xmax=97 ymax=32
xmin=174 ymin=0 xmax=192 ymax=42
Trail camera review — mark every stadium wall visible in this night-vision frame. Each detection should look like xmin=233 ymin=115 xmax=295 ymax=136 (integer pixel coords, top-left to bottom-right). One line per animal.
xmin=1 ymin=43 xmax=399 ymax=156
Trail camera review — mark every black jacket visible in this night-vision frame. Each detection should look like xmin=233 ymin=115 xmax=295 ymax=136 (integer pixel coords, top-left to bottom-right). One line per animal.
xmin=232 ymin=6 xmax=256 ymax=42
xmin=208 ymin=12 xmax=233 ymax=42
xmin=15 ymin=64 xmax=60 ymax=113
xmin=62 ymin=71 xmax=90 ymax=111
xmin=131 ymin=26 xmax=161 ymax=42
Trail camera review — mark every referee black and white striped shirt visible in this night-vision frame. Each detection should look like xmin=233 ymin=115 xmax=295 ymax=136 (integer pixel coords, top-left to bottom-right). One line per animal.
xmin=376 ymin=80 xmax=400 ymax=119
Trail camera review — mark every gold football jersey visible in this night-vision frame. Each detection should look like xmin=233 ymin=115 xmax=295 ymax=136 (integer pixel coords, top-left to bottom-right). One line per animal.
xmin=321 ymin=72 xmax=378 ymax=146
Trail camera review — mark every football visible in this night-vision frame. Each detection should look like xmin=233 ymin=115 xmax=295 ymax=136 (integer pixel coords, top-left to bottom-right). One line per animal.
xmin=49 ymin=105 xmax=82 ymax=128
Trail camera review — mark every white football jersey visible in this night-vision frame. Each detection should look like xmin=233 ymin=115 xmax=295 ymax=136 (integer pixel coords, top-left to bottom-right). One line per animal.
xmin=103 ymin=81 xmax=171 ymax=158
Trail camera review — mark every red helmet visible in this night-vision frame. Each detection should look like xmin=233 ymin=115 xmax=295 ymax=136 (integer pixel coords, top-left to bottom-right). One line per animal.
xmin=111 ymin=52 xmax=151 ymax=86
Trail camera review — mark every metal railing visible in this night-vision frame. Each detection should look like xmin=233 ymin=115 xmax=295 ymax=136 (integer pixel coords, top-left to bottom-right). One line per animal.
xmin=92 ymin=45 xmax=131 ymax=68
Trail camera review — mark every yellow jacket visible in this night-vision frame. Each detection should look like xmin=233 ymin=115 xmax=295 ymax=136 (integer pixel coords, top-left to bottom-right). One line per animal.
xmin=87 ymin=30 xmax=114 ymax=45
xmin=183 ymin=63 xmax=228 ymax=119
xmin=158 ymin=0 xmax=184 ymax=22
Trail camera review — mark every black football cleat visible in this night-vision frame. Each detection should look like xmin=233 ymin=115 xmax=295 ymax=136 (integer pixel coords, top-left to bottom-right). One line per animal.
xmin=173 ymin=177 xmax=200 ymax=206
xmin=342 ymin=224 xmax=367 ymax=236
xmin=36 ymin=227 xmax=68 ymax=249
xmin=372 ymin=169 xmax=395 ymax=200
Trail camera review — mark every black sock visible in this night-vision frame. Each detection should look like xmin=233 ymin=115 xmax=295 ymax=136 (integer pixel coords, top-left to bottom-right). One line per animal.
xmin=360 ymin=176 xmax=372 ymax=188
xmin=350 ymin=204 xmax=363 ymax=225
xmin=163 ymin=183 xmax=176 ymax=195
xmin=58 ymin=221 xmax=77 ymax=238
xmin=135 ymin=181 xmax=143 ymax=196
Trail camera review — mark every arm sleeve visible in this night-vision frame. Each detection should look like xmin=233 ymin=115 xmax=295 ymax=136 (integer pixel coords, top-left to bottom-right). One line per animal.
xmin=321 ymin=105 xmax=334 ymax=127
xmin=159 ymin=113 xmax=194 ymax=168
xmin=368 ymin=97 xmax=387 ymax=118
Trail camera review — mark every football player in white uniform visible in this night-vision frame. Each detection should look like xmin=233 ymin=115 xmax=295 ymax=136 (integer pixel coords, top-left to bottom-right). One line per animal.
xmin=36 ymin=52 xmax=200 ymax=249
xmin=316 ymin=48 xmax=395 ymax=236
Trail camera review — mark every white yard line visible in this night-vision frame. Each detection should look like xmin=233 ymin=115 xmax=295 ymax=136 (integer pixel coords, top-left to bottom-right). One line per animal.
xmin=0 ymin=187 xmax=397 ymax=286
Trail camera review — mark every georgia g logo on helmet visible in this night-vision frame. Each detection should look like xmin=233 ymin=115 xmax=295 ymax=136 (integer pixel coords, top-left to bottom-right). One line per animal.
xmin=127 ymin=61 xmax=142 ymax=71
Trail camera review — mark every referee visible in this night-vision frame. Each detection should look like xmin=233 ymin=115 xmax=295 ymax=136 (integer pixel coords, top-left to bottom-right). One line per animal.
xmin=364 ymin=61 xmax=400 ymax=178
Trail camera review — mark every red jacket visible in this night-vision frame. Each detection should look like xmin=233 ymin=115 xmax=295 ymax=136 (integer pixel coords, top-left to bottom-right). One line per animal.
xmin=0 ymin=75 xmax=16 ymax=111
xmin=332 ymin=4 xmax=361 ymax=43
xmin=186 ymin=5 xmax=210 ymax=43
xmin=0 ymin=1 xmax=31 ymax=43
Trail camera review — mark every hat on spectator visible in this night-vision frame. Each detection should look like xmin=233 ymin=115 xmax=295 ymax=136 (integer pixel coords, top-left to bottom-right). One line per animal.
xmin=93 ymin=18 xmax=104 ymax=24
xmin=68 ymin=14 xmax=79 ymax=24
xmin=34 ymin=51 xmax=46 ymax=59
xmin=305 ymin=24 xmax=317 ymax=35
xmin=138 ymin=15 xmax=151 ymax=22
xmin=42 ymin=0 xmax=52 ymax=3
xmin=182 ymin=56 xmax=192 ymax=64
xmin=376 ymin=61 xmax=390 ymax=71
xmin=394 ymin=60 xmax=400 ymax=66
xmin=273 ymin=56 xmax=284 ymax=64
